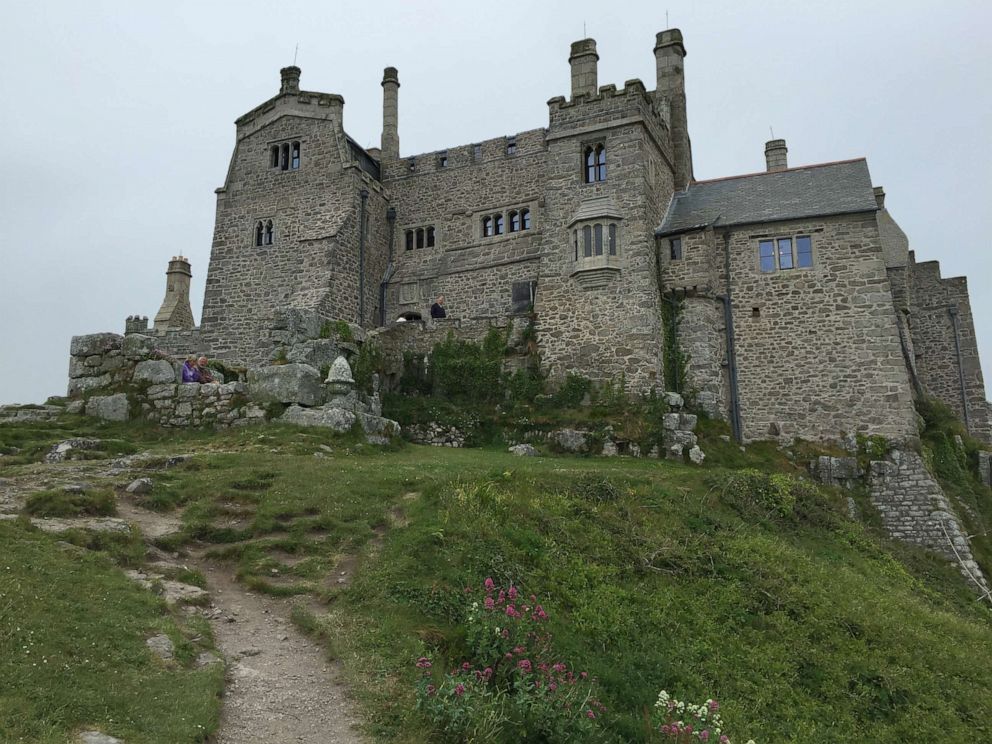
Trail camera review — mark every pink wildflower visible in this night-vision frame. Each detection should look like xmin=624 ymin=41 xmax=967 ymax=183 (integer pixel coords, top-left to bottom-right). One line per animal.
xmin=700 ymin=731 xmax=710 ymax=741
xmin=484 ymin=596 xmax=495 ymax=610
xmin=549 ymin=682 xmax=558 ymax=691
xmin=497 ymin=590 xmax=506 ymax=604
xmin=720 ymin=737 xmax=730 ymax=744
xmin=709 ymin=700 xmax=720 ymax=712
xmin=660 ymin=724 xmax=671 ymax=735
xmin=505 ymin=604 xmax=518 ymax=617
xmin=484 ymin=577 xmax=495 ymax=591
xmin=415 ymin=657 xmax=432 ymax=669
xmin=508 ymin=585 xmax=518 ymax=600
xmin=552 ymin=662 xmax=567 ymax=673
xmin=580 ymin=671 xmax=588 ymax=679
xmin=482 ymin=667 xmax=493 ymax=680
xmin=454 ymin=683 xmax=465 ymax=697
xmin=501 ymin=628 xmax=509 ymax=638
xmin=426 ymin=684 xmax=436 ymax=696
xmin=512 ymin=646 xmax=525 ymax=655
xmin=586 ymin=710 xmax=596 ymax=719
xmin=462 ymin=662 xmax=471 ymax=671
xmin=517 ymin=659 xmax=532 ymax=673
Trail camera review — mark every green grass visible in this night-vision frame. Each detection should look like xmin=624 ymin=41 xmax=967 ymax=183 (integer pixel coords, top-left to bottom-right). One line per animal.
xmin=4 ymin=410 xmax=992 ymax=742
xmin=25 ymin=488 xmax=117 ymax=517
xmin=0 ymin=521 xmax=223 ymax=743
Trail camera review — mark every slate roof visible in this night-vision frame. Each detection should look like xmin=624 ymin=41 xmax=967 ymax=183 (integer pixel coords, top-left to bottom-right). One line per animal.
xmin=655 ymin=159 xmax=879 ymax=236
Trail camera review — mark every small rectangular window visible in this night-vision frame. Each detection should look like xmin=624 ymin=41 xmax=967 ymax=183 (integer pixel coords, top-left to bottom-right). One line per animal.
xmin=511 ymin=280 xmax=537 ymax=314
xmin=473 ymin=144 xmax=482 ymax=161
xmin=507 ymin=140 xmax=516 ymax=155
xmin=439 ymin=153 xmax=448 ymax=168
xmin=582 ymin=225 xmax=592 ymax=257
xmin=416 ymin=228 xmax=425 ymax=249
xmin=759 ymin=240 xmax=776 ymax=273
xmin=405 ymin=231 xmax=414 ymax=251
xmin=777 ymin=237 xmax=794 ymax=270
xmin=796 ymin=235 xmax=813 ymax=268
xmin=594 ymin=224 xmax=604 ymax=256
xmin=609 ymin=224 xmax=617 ymax=256
xmin=426 ymin=227 xmax=436 ymax=248
xmin=291 ymin=142 xmax=300 ymax=170
xmin=669 ymin=237 xmax=682 ymax=260
xmin=271 ymin=146 xmax=279 ymax=168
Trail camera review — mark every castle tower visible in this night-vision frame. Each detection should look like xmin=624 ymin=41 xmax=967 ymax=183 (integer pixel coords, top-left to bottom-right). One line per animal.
xmin=381 ymin=67 xmax=400 ymax=160
xmin=280 ymin=65 xmax=301 ymax=94
xmin=655 ymin=29 xmax=692 ymax=189
xmin=154 ymin=256 xmax=195 ymax=331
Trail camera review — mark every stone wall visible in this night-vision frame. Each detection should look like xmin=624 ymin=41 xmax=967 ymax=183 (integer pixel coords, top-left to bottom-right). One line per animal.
xmin=721 ymin=214 xmax=918 ymax=443
xmin=383 ymin=128 xmax=547 ymax=323
xmin=869 ymin=449 xmax=989 ymax=595
xmin=66 ymin=332 xmax=261 ymax=427
xmin=908 ymin=253 xmax=991 ymax=442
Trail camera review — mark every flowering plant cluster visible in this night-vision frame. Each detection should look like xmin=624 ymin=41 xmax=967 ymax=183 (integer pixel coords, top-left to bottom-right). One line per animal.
xmin=414 ymin=578 xmax=605 ymax=742
xmin=652 ymin=690 xmax=755 ymax=744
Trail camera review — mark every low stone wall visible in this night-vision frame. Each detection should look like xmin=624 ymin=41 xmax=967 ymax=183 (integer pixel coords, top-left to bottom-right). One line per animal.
xmin=869 ymin=449 xmax=988 ymax=595
xmin=67 ymin=332 xmax=261 ymax=428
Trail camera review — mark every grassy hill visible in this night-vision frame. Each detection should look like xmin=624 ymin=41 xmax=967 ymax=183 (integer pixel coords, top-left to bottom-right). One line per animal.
xmin=2 ymin=411 xmax=992 ymax=742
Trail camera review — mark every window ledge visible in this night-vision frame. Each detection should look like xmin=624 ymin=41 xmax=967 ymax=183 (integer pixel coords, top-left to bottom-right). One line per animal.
xmin=571 ymin=256 xmax=622 ymax=290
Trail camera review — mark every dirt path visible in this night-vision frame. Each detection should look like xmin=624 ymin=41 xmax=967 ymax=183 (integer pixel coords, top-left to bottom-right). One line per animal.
xmin=4 ymin=451 xmax=369 ymax=744
xmin=191 ymin=560 xmax=368 ymax=744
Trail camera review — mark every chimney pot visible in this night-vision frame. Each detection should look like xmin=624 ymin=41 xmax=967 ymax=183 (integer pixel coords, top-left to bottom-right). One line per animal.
xmin=873 ymin=186 xmax=886 ymax=208
xmin=764 ymin=139 xmax=788 ymax=172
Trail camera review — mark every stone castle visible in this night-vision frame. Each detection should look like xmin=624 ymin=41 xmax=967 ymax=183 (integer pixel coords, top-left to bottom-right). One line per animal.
xmin=111 ymin=28 xmax=989 ymax=446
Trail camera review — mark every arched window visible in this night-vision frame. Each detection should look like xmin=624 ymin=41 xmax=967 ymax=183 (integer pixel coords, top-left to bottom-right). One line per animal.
xmin=405 ymin=230 xmax=414 ymax=251
xmin=416 ymin=228 xmax=425 ymax=249
xmin=509 ymin=210 xmax=519 ymax=233
xmin=494 ymin=214 xmax=504 ymax=236
xmin=291 ymin=142 xmax=300 ymax=170
xmin=280 ymin=143 xmax=290 ymax=171
xmin=582 ymin=225 xmax=592 ymax=257
xmin=270 ymin=146 xmax=279 ymax=168
xmin=483 ymin=216 xmax=493 ymax=237
xmin=426 ymin=227 xmax=436 ymax=248
xmin=255 ymin=222 xmax=264 ymax=246
xmin=608 ymin=224 xmax=617 ymax=255
xmin=573 ymin=230 xmax=579 ymax=260
xmin=521 ymin=208 xmax=531 ymax=230
xmin=584 ymin=145 xmax=606 ymax=182
xmin=264 ymin=220 xmax=274 ymax=245
xmin=594 ymin=224 xmax=604 ymax=256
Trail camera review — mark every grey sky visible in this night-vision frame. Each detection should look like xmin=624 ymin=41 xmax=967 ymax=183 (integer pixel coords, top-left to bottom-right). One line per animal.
xmin=1 ymin=0 xmax=989 ymax=405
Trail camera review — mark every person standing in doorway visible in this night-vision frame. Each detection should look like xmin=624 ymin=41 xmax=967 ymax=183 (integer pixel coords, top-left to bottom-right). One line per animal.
xmin=430 ymin=295 xmax=447 ymax=319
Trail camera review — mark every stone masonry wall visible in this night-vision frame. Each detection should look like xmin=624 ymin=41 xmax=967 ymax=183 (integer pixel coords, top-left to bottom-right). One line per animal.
xmin=383 ymin=128 xmax=547 ymax=322
xmin=870 ymin=449 xmax=989 ymax=595
xmin=535 ymin=82 xmax=675 ymax=392
xmin=908 ymin=253 xmax=991 ymax=442
xmin=66 ymin=333 xmax=262 ymax=427
xmin=723 ymin=213 xmax=918 ymax=443
xmin=200 ymin=94 xmax=357 ymax=367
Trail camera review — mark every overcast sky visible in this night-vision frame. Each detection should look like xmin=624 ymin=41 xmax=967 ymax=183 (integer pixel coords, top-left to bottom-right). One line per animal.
xmin=1 ymin=0 xmax=989 ymax=406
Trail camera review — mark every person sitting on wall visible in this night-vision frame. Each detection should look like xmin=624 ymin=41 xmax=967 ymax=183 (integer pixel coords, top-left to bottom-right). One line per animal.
xmin=181 ymin=356 xmax=201 ymax=383
xmin=196 ymin=356 xmax=215 ymax=383
xmin=430 ymin=295 xmax=447 ymax=319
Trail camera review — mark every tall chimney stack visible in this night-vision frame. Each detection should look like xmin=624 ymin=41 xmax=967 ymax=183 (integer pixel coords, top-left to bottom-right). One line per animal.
xmin=154 ymin=256 xmax=195 ymax=331
xmin=568 ymin=39 xmax=599 ymax=99
xmin=381 ymin=67 xmax=400 ymax=160
xmin=280 ymin=66 xmax=301 ymax=95
xmin=764 ymin=139 xmax=788 ymax=172
xmin=655 ymin=29 xmax=691 ymax=189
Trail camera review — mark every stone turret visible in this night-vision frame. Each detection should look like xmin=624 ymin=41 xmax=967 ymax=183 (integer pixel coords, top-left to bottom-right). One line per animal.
xmin=381 ymin=67 xmax=400 ymax=160
xmin=655 ymin=28 xmax=692 ymax=189
xmin=153 ymin=256 xmax=195 ymax=331
xmin=568 ymin=39 xmax=599 ymax=99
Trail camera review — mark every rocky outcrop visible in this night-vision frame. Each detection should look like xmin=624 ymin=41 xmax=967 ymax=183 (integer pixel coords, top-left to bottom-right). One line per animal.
xmin=248 ymin=364 xmax=323 ymax=407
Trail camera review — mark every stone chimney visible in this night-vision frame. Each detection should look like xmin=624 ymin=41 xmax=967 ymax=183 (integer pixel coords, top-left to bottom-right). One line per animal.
xmin=655 ymin=29 xmax=691 ymax=189
xmin=873 ymin=186 xmax=886 ymax=208
xmin=280 ymin=65 xmax=301 ymax=94
xmin=569 ymin=39 xmax=599 ymax=99
xmin=381 ymin=67 xmax=400 ymax=160
xmin=764 ymin=139 xmax=788 ymax=172
xmin=154 ymin=256 xmax=195 ymax=331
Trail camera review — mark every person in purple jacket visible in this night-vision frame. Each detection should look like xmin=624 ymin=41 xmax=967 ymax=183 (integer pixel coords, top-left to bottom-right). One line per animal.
xmin=181 ymin=356 xmax=201 ymax=383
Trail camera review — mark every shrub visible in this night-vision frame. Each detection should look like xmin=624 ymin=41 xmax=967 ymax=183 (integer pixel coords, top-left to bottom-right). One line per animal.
xmin=320 ymin=319 xmax=354 ymax=342
xmin=352 ymin=341 xmax=384 ymax=393
xmin=431 ymin=331 xmax=506 ymax=403
xmin=25 ymin=488 xmax=117 ymax=517
xmin=711 ymin=469 xmax=819 ymax=519
xmin=651 ymin=690 xmax=755 ymax=744
xmin=551 ymin=373 xmax=592 ymax=408
xmin=415 ymin=579 xmax=605 ymax=743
